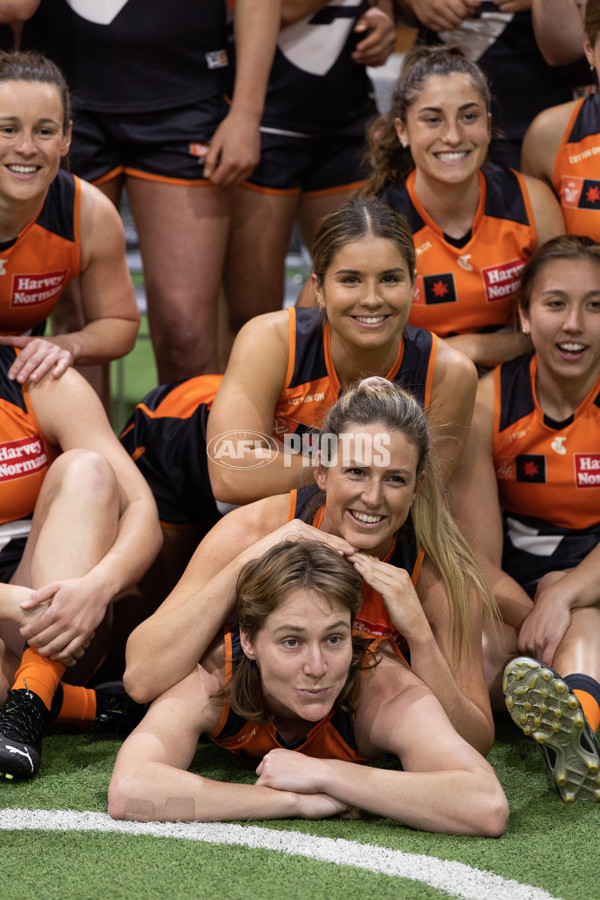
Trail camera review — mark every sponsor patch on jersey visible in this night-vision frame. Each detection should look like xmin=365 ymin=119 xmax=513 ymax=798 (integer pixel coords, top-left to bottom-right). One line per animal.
xmin=205 ymin=49 xmax=228 ymax=70
xmin=418 ymin=273 xmax=457 ymax=305
xmin=577 ymin=179 xmax=600 ymax=209
xmin=217 ymin=726 xmax=257 ymax=748
xmin=515 ymin=454 xmax=546 ymax=483
xmin=10 ymin=271 xmax=67 ymax=308
xmin=481 ymin=259 xmax=525 ymax=303
xmin=0 ymin=435 xmax=47 ymax=481
xmin=560 ymin=175 xmax=600 ymax=210
xmin=189 ymin=142 xmax=209 ymax=159
xmin=575 ymin=453 xmax=600 ymax=486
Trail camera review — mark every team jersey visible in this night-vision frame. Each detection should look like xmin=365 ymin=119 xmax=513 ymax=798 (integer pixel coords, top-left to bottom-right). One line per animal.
xmin=121 ymin=309 xmax=437 ymax=526
xmin=419 ymin=8 xmax=591 ymax=143
xmin=262 ymin=0 xmax=376 ymax=138
xmin=0 ymin=346 xmax=54 ymax=525
xmin=210 ymin=630 xmax=400 ymax=764
xmin=21 ymin=0 xmax=232 ymax=113
xmin=380 ymin=165 xmax=537 ymax=336
xmin=492 ymin=353 xmax=600 ymax=533
xmin=0 ymin=170 xmax=81 ymax=335
xmin=119 ymin=374 xmax=223 ymax=530
xmin=275 ymin=307 xmax=437 ymax=440
xmin=552 ymin=95 xmax=600 ymax=242
xmin=290 ymin=483 xmax=425 ymax=646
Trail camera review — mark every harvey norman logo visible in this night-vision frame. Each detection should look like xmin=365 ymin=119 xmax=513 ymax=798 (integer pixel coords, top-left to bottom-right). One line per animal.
xmin=575 ymin=453 xmax=600 ymax=487
xmin=481 ymin=258 xmax=525 ymax=303
xmin=0 ymin=436 xmax=47 ymax=480
xmin=11 ymin=271 xmax=67 ymax=308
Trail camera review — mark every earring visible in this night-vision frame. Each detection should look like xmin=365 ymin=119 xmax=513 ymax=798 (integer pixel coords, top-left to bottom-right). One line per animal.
xmin=522 ymin=325 xmax=529 ymax=335
xmin=401 ymin=140 xmax=408 ymax=148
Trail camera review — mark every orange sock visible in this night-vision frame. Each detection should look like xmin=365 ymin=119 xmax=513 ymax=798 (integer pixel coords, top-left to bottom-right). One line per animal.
xmin=564 ymin=674 xmax=600 ymax=733
xmin=54 ymin=683 xmax=97 ymax=728
xmin=11 ymin=648 xmax=65 ymax=711
xmin=573 ymin=690 xmax=600 ymax=734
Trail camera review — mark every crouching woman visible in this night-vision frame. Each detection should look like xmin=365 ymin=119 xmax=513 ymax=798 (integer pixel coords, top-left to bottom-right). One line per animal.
xmin=109 ymin=541 xmax=508 ymax=836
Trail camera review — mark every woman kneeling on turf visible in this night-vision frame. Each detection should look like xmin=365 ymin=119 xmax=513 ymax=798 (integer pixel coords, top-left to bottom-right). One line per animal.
xmin=109 ymin=540 xmax=508 ymax=835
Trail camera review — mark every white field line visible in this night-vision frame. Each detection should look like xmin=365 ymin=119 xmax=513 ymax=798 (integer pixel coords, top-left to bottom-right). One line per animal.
xmin=0 ymin=808 xmax=563 ymax=900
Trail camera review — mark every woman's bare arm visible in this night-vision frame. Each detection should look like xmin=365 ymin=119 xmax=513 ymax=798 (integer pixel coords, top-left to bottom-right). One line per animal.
xmin=256 ymin=656 xmax=508 ymax=834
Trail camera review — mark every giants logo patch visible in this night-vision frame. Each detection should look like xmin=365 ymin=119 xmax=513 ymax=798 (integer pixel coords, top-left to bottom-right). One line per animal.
xmin=481 ymin=259 xmax=525 ymax=303
xmin=10 ymin=271 xmax=67 ymax=308
xmin=560 ymin=175 xmax=600 ymax=210
xmin=575 ymin=453 xmax=600 ymax=487
xmin=415 ymin=273 xmax=457 ymax=306
xmin=516 ymin=454 xmax=546 ymax=483
xmin=0 ymin=436 xmax=47 ymax=481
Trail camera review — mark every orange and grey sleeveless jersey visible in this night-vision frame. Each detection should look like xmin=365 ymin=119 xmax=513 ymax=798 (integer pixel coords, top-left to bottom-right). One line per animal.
xmin=210 ymin=630 xmax=399 ymax=764
xmin=0 ymin=169 xmax=81 ymax=335
xmin=274 ymin=308 xmax=437 ymax=445
xmin=492 ymin=353 xmax=600 ymax=532
xmin=119 ymin=373 xmax=224 ymax=529
xmin=290 ymin=483 xmax=425 ymax=647
xmin=380 ymin=164 xmax=537 ymax=336
xmin=553 ymin=94 xmax=600 ymax=242
xmin=0 ymin=346 xmax=53 ymax=524
xmin=120 ymin=309 xmax=437 ymax=525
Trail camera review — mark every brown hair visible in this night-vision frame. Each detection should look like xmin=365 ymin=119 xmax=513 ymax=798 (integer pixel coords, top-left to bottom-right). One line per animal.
xmin=518 ymin=235 xmax=600 ymax=314
xmin=362 ymin=45 xmax=492 ymax=196
xmin=311 ymin=195 xmax=416 ymax=286
xmin=0 ymin=50 xmax=71 ymax=133
xmin=224 ymin=540 xmax=375 ymax=725
xmin=585 ymin=0 xmax=600 ymax=47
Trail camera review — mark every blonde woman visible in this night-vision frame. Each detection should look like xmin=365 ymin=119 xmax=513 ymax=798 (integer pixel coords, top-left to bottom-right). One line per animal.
xmin=125 ymin=379 xmax=497 ymax=755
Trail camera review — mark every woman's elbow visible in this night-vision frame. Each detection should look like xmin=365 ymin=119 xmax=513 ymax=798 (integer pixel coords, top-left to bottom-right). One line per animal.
xmin=208 ymin=463 xmax=250 ymax=506
xmin=108 ymin=771 xmax=158 ymax=822
xmin=473 ymin=781 xmax=509 ymax=838
xmin=123 ymin=661 xmax=156 ymax=705
xmin=107 ymin=773 xmax=135 ymax=821
xmin=111 ymin=318 xmax=141 ymax=358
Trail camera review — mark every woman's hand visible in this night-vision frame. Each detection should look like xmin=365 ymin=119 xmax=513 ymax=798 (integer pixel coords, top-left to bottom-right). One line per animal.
xmin=256 ymin=748 xmax=321 ymax=793
xmin=349 ymin=552 xmax=431 ymax=642
xmin=249 ymin=518 xmax=357 ymax=562
xmin=408 ymin=0 xmax=480 ymax=32
xmin=256 ymin=749 xmax=349 ymax=818
xmin=19 ymin=575 xmax=108 ymax=664
xmin=517 ymin=573 xmax=573 ymax=667
xmin=0 ymin=334 xmax=74 ymax=383
xmin=352 ymin=6 xmax=396 ymax=68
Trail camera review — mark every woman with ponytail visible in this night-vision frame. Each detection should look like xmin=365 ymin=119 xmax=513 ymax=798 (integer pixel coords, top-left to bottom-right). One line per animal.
xmin=362 ymin=46 xmax=565 ymax=369
xmin=125 ymin=378 xmax=497 ymax=756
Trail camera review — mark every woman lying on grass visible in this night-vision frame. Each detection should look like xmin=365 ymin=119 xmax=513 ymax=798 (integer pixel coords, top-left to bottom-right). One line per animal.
xmin=109 ymin=540 xmax=508 ymax=835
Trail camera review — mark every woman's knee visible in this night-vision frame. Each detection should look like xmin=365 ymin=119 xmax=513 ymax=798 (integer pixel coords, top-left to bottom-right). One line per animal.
xmin=44 ymin=449 xmax=119 ymax=510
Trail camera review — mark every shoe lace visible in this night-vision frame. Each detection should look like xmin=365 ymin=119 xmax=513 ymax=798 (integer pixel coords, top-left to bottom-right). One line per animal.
xmin=0 ymin=689 xmax=46 ymax=744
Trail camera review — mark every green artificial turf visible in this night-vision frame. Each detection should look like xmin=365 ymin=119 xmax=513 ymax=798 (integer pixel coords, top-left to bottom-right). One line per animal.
xmin=6 ymin=261 xmax=596 ymax=899
xmin=1 ymin=719 xmax=599 ymax=900
xmin=110 ymin=313 xmax=157 ymax=434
